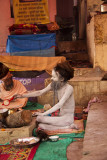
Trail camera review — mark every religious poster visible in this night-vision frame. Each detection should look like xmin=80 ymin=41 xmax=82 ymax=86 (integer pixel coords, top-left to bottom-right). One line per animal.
xmin=13 ymin=0 xmax=50 ymax=24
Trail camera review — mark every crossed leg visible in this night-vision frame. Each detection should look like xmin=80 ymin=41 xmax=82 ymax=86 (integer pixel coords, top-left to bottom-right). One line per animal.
xmin=36 ymin=115 xmax=77 ymax=130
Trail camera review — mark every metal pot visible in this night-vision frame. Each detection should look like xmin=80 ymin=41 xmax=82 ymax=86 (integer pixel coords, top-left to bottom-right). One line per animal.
xmin=0 ymin=109 xmax=8 ymax=121
xmin=101 ymin=1 xmax=107 ymax=13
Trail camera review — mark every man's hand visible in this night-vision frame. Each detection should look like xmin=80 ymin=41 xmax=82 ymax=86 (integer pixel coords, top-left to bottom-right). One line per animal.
xmin=14 ymin=94 xmax=23 ymax=99
xmin=32 ymin=112 xmax=43 ymax=117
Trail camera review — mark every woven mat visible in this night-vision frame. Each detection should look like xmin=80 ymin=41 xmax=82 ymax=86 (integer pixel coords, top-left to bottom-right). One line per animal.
xmin=0 ymin=143 xmax=40 ymax=160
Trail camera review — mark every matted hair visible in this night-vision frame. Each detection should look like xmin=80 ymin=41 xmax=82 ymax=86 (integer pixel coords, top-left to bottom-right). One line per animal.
xmin=0 ymin=63 xmax=9 ymax=79
xmin=54 ymin=61 xmax=74 ymax=82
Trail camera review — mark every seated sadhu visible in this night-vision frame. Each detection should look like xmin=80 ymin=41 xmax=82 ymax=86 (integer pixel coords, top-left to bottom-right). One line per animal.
xmin=0 ymin=63 xmax=32 ymax=128
xmin=16 ymin=61 xmax=78 ymax=130
xmin=0 ymin=62 xmax=28 ymax=110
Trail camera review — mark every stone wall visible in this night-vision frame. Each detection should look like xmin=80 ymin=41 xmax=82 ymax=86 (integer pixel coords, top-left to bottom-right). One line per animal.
xmin=87 ymin=14 xmax=107 ymax=71
xmin=87 ymin=0 xmax=102 ymax=16
xmin=94 ymin=14 xmax=107 ymax=45
xmin=38 ymin=75 xmax=107 ymax=107
xmin=87 ymin=16 xmax=95 ymax=65
xmin=38 ymin=80 xmax=107 ymax=107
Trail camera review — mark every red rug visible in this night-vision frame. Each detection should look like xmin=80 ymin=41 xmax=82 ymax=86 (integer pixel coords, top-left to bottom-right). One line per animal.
xmin=0 ymin=143 xmax=40 ymax=160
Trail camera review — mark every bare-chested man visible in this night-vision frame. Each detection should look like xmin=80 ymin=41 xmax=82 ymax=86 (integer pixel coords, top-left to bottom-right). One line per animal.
xmin=16 ymin=61 xmax=77 ymax=130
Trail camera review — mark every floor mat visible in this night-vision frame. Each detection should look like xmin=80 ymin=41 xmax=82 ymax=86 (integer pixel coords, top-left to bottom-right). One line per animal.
xmin=33 ymin=138 xmax=75 ymax=160
xmin=0 ymin=143 xmax=40 ymax=160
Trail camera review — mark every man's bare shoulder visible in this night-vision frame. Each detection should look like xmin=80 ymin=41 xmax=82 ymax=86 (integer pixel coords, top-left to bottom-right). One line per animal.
xmin=66 ymin=83 xmax=73 ymax=89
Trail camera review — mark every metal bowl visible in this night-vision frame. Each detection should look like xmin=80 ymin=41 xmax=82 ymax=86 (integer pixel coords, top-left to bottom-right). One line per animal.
xmin=49 ymin=135 xmax=59 ymax=142
xmin=0 ymin=109 xmax=8 ymax=121
xmin=10 ymin=137 xmax=40 ymax=147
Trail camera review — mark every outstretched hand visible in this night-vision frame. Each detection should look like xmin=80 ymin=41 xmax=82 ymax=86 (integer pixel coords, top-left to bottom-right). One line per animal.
xmin=32 ymin=112 xmax=43 ymax=117
xmin=13 ymin=94 xmax=23 ymax=99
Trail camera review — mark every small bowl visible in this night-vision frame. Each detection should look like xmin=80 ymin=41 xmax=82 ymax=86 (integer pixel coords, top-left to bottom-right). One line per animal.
xmin=49 ymin=135 xmax=59 ymax=142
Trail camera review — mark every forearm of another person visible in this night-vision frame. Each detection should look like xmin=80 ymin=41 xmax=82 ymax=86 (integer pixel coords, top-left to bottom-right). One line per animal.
xmin=21 ymin=84 xmax=51 ymax=98
xmin=0 ymin=97 xmax=28 ymax=109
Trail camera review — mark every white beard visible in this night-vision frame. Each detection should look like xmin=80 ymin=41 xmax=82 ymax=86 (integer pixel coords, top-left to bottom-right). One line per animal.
xmin=51 ymin=80 xmax=66 ymax=91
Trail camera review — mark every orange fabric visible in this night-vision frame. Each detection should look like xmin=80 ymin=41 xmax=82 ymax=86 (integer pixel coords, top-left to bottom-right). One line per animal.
xmin=47 ymin=22 xmax=59 ymax=31
xmin=0 ymin=79 xmax=26 ymax=100
xmin=0 ymin=79 xmax=28 ymax=109
xmin=44 ymin=119 xmax=84 ymax=135
xmin=51 ymin=109 xmax=60 ymax=116
xmin=0 ymin=56 xmax=66 ymax=74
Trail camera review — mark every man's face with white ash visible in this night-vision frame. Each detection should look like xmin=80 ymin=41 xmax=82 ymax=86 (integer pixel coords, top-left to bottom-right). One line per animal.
xmin=51 ymin=69 xmax=59 ymax=82
xmin=51 ymin=69 xmax=64 ymax=90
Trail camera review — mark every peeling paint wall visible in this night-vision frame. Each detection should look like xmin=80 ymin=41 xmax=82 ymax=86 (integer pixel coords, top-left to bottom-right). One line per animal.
xmin=87 ymin=14 xmax=107 ymax=71
xmin=87 ymin=16 xmax=95 ymax=65
xmin=87 ymin=0 xmax=107 ymax=71
xmin=94 ymin=14 xmax=107 ymax=45
xmin=87 ymin=0 xmax=102 ymax=16
xmin=94 ymin=14 xmax=107 ymax=71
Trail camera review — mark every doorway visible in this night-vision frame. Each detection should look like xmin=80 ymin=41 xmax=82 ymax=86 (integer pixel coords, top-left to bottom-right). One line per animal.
xmin=56 ymin=0 xmax=79 ymax=41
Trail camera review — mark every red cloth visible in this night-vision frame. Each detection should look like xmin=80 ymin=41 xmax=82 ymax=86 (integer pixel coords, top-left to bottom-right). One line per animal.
xmin=51 ymin=109 xmax=60 ymax=116
xmin=0 ymin=154 xmax=10 ymax=160
xmin=28 ymin=143 xmax=40 ymax=160
xmin=0 ymin=143 xmax=40 ymax=160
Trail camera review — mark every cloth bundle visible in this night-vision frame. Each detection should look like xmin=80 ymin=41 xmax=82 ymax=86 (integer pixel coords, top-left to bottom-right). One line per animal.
xmin=9 ymin=22 xmax=59 ymax=35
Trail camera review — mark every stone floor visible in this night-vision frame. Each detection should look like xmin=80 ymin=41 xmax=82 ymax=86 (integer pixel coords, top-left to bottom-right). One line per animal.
xmin=67 ymin=138 xmax=83 ymax=160
xmin=66 ymin=94 xmax=107 ymax=160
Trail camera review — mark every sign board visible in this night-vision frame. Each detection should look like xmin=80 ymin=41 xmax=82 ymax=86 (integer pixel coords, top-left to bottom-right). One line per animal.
xmin=13 ymin=0 xmax=50 ymax=24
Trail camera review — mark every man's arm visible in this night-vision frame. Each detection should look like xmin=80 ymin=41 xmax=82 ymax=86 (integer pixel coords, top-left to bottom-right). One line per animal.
xmin=19 ymin=83 xmax=52 ymax=98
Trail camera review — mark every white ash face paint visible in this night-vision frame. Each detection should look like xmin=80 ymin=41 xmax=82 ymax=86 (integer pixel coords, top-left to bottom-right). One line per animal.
xmin=51 ymin=69 xmax=59 ymax=82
